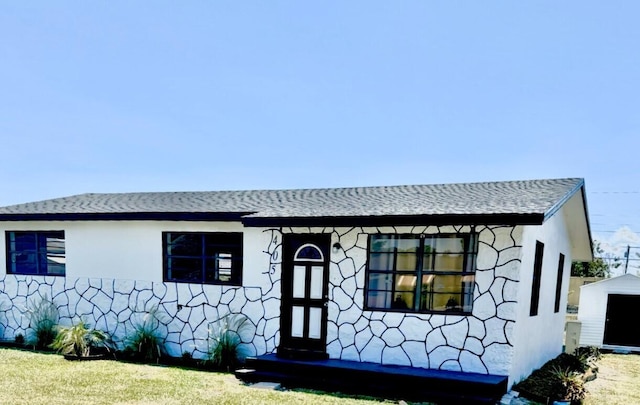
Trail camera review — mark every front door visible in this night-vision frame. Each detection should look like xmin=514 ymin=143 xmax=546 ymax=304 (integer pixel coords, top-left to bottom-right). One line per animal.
xmin=603 ymin=294 xmax=640 ymax=347
xmin=278 ymin=234 xmax=330 ymax=359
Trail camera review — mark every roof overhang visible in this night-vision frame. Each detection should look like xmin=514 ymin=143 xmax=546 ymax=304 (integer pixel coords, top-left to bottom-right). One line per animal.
xmin=0 ymin=212 xmax=253 ymax=222
xmin=558 ymin=184 xmax=593 ymax=262
xmin=241 ymin=213 xmax=546 ymax=228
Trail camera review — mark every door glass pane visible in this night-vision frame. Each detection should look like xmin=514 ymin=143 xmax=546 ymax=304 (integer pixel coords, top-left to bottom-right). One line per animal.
xmin=291 ymin=306 xmax=304 ymax=338
xmin=310 ymin=266 xmax=323 ymax=299
xmin=308 ymin=307 xmax=322 ymax=339
xmin=293 ymin=266 xmax=306 ymax=298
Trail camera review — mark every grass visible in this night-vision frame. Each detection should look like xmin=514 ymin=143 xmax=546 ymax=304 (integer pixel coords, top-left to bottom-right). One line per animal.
xmin=0 ymin=348 xmax=392 ymax=405
xmin=584 ymin=352 xmax=640 ymax=405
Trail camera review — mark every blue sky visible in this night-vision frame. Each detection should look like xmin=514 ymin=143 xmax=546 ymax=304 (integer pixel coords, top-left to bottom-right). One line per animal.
xmin=1 ymin=2 xmax=639 ymax=257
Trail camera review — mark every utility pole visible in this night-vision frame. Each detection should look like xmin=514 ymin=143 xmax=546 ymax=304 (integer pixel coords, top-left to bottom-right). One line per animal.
xmin=624 ymin=245 xmax=631 ymax=274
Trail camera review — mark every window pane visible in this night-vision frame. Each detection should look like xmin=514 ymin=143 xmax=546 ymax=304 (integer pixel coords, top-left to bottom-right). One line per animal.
xmin=391 ymin=292 xmax=414 ymax=310
xmin=217 ymin=253 xmax=232 ymax=282
xmin=204 ymin=233 xmax=242 ymax=256
xmin=395 ymin=274 xmax=417 ymax=291
xmin=432 ymin=253 xmax=464 ymax=272
xmin=168 ymin=234 xmax=202 ymax=256
xmin=310 ymin=266 xmax=324 ymax=299
xmin=396 ymin=252 xmax=417 ymax=271
xmin=369 ymin=253 xmax=394 ymax=271
xmin=308 ymin=307 xmax=322 ymax=339
xmin=370 ymin=235 xmax=396 ymax=252
xmin=294 ymin=244 xmax=323 ymax=261
xmin=368 ymin=272 xmax=392 ymax=290
xmin=13 ymin=233 xmax=36 ymax=251
xmin=367 ymin=290 xmax=391 ymax=309
xmin=10 ymin=252 xmax=38 ymax=274
xmin=293 ymin=265 xmax=306 ymax=298
xmin=425 ymin=236 xmax=465 ymax=254
xmin=370 ymin=235 xmax=419 ymax=253
xmin=291 ymin=306 xmax=304 ymax=338
xmin=168 ymin=258 xmax=202 ymax=282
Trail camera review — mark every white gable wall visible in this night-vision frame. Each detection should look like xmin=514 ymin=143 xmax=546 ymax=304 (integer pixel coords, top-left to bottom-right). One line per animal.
xmin=509 ymin=208 xmax=572 ymax=386
xmin=577 ymin=274 xmax=640 ymax=348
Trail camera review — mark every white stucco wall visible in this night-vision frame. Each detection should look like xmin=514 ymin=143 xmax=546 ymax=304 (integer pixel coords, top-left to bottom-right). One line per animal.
xmin=577 ymin=274 xmax=640 ymax=348
xmin=509 ymin=208 xmax=573 ymax=386
xmin=0 ymin=219 xmax=561 ymax=387
xmin=0 ymin=221 xmax=278 ymax=358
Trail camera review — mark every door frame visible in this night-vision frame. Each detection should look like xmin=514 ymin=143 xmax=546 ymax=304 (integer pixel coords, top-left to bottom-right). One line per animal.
xmin=278 ymin=233 xmax=330 ymax=359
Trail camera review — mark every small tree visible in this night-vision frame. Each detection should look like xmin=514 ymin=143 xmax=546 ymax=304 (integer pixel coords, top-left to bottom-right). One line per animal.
xmin=571 ymin=241 xmax=620 ymax=278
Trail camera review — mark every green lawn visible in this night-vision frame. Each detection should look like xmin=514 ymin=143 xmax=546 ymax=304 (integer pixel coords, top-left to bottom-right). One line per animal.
xmin=0 ymin=348 xmax=390 ymax=405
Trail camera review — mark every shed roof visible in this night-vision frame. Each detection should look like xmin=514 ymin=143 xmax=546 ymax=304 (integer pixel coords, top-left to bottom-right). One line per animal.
xmin=580 ymin=273 xmax=640 ymax=290
xmin=0 ymin=178 xmax=587 ymax=228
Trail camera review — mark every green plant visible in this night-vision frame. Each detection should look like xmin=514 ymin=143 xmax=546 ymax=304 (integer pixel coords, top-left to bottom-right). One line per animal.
xmin=25 ymin=294 xmax=59 ymax=349
xmin=206 ymin=313 xmax=251 ymax=372
xmin=14 ymin=333 xmax=25 ymax=345
xmin=573 ymin=346 xmax=601 ymax=371
xmin=124 ymin=304 xmax=169 ymax=363
xmin=51 ymin=319 xmax=111 ymax=357
xmin=550 ymin=366 xmax=587 ymax=403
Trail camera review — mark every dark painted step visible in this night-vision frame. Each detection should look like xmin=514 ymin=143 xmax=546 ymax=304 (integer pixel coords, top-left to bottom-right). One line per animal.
xmin=236 ymin=354 xmax=507 ymax=405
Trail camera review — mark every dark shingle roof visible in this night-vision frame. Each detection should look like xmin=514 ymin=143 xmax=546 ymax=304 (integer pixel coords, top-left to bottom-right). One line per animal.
xmin=0 ymin=178 xmax=585 ymax=226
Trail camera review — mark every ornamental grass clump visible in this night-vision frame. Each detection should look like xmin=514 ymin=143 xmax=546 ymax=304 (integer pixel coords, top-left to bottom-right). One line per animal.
xmin=51 ymin=319 xmax=111 ymax=358
xmin=550 ymin=366 xmax=588 ymax=403
xmin=206 ymin=313 xmax=251 ymax=372
xmin=124 ymin=304 xmax=169 ymax=363
xmin=25 ymin=294 xmax=59 ymax=349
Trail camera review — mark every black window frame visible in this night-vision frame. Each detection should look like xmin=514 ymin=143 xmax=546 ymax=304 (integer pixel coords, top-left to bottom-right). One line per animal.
xmin=530 ymin=240 xmax=545 ymax=316
xmin=162 ymin=231 xmax=243 ymax=286
xmin=554 ymin=253 xmax=565 ymax=313
xmin=364 ymin=232 xmax=478 ymax=314
xmin=5 ymin=230 xmax=66 ymax=276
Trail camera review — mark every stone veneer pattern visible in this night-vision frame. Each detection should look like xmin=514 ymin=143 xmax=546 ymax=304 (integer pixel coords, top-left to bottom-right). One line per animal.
xmin=277 ymin=225 xmax=522 ymax=376
xmin=0 ymin=225 xmax=520 ymax=376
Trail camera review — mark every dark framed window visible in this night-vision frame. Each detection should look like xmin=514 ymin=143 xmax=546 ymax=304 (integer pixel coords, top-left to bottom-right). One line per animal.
xmin=5 ymin=231 xmax=66 ymax=276
xmin=365 ymin=233 xmax=478 ymax=313
xmin=554 ymin=253 xmax=565 ymax=313
xmin=530 ymin=241 xmax=545 ymax=316
xmin=163 ymin=232 xmax=242 ymax=285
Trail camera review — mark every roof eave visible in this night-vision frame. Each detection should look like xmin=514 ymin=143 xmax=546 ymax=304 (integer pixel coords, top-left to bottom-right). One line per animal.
xmin=0 ymin=212 xmax=253 ymax=222
xmin=241 ymin=213 xmax=545 ymax=228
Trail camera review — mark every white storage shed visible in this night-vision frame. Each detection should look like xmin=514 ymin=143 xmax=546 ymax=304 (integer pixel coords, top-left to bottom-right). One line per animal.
xmin=578 ymin=274 xmax=640 ymax=350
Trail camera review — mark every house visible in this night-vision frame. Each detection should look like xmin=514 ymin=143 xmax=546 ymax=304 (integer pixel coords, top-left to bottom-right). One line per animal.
xmin=577 ymin=273 xmax=640 ymax=351
xmin=0 ymin=178 xmax=592 ymax=396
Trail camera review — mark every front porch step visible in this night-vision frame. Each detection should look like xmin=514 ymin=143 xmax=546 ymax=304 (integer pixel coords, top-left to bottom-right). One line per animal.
xmin=236 ymin=354 xmax=507 ymax=405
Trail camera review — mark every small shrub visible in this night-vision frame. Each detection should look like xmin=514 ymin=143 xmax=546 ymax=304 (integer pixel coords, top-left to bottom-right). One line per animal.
xmin=51 ymin=319 xmax=111 ymax=357
xmin=206 ymin=313 xmax=251 ymax=372
xmin=574 ymin=346 xmax=601 ymax=369
xmin=514 ymin=350 xmax=598 ymax=403
xmin=25 ymin=294 xmax=59 ymax=349
xmin=550 ymin=366 xmax=588 ymax=403
xmin=14 ymin=333 xmax=25 ymax=345
xmin=182 ymin=351 xmax=193 ymax=360
xmin=124 ymin=304 xmax=169 ymax=363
